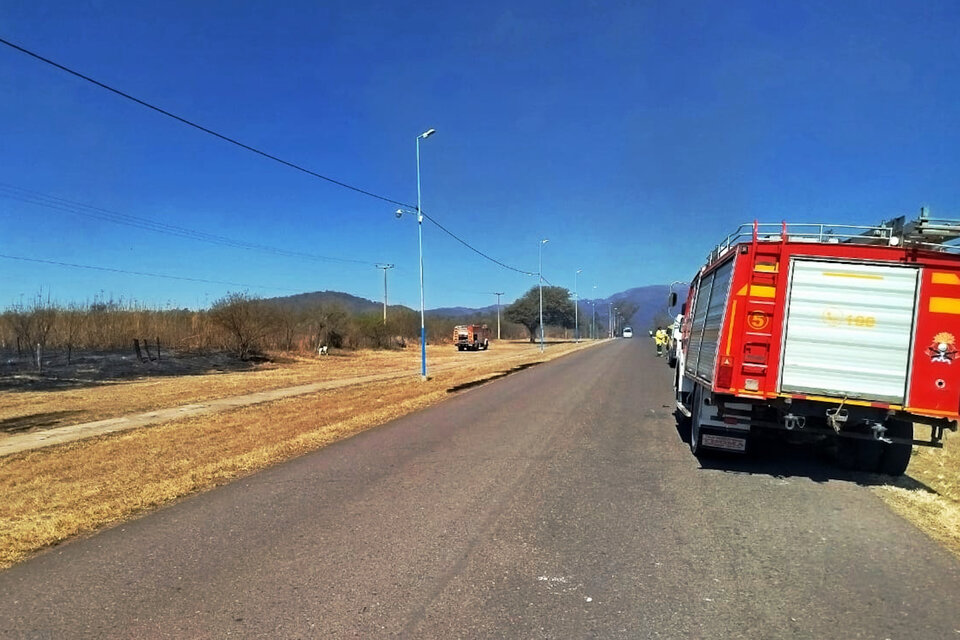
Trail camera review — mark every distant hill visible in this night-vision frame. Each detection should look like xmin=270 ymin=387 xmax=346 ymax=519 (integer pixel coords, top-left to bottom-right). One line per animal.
xmin=268 ymin=290 xmax=384 ymax=314
xmin=266 ymin=285 xmax=686 ymax=327
xmin=427 ymin=304 xmax=498 ymax=318
xmin=579 ymin=284 xmax=686 ymax=329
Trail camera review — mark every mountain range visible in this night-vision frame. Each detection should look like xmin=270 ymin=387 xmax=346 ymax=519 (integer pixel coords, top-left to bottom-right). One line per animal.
xmin=269 ymin=284 xmax=686 ymax=329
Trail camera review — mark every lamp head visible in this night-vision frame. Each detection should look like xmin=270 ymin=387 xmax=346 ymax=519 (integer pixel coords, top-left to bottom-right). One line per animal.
xmin=541 ymin=238 xmax=549 ymax=245
xmin=419 ymin=128 xmax=436 ymax=139
xmin=395 ymin=209 xmax=404 ymax=219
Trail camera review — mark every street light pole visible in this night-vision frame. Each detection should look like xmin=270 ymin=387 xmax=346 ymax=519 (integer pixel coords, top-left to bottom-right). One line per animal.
xmin=494 ymin=292 xmax=504 ymax=340
xmin=592 ymin=284 xmax=598 ymax=339
xmin=608 ymin=302 xmax=613 ymax=338
xmin=574 ymin=269 xmax=582 ymax=343
xmin=415 ymin=128 xmax=436 ymax=379
xmin=376 ymin=264 xmax=394 ymax=324
xmin=538 ymin=238 xmax=548 ymax=352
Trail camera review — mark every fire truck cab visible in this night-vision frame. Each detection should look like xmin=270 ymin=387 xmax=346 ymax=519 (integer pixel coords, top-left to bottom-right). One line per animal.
xmin=676 ymin=211 xmax=959 ymax=475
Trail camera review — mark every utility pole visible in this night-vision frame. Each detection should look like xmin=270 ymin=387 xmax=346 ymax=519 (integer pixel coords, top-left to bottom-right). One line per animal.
xmin=539 ymin=239 xmax=548 ymax=352
xmin=574 ymin=269 xmax=582 ymax=343
xmin=494 ymin=292 xmax=504 ymax=340
xmin=376 ymin=264 xmax=394 ymax=324
xmin=592 ymin=285 xmax=598 ymax=340
xmin=608 ymin=302 xmax=613 ymax=338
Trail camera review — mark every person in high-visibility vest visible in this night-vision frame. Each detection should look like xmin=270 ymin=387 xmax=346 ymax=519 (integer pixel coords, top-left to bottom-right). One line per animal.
xmin=654 ymin=327 xmax=668 ymax=356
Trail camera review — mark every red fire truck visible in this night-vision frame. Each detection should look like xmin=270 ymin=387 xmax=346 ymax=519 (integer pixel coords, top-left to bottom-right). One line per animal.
xmin=675 ymin=211 xmax=959 ymax=475
xmin=453 ymin=324 xmax=491 ymax=351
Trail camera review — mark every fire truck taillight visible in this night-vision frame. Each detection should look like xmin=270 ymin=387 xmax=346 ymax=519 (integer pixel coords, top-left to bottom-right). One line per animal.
xmin=717 ymin=363 xmax=734 ymax=388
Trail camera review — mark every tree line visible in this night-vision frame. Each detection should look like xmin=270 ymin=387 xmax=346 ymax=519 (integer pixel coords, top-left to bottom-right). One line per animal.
xmin=0 ymin=287 xmax=631 ymax=362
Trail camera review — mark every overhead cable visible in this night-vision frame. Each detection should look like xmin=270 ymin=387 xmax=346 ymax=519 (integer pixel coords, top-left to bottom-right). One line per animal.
xmin=418 ymin=212 xmax=537 ymax=276
xmin=0 ymin=36 xmax=540 ymax=277
xmin=0 ymin=252 xmax=297 ymax=292
xmin=0 ymin=36 xmax=408 ymax=208
xmin=0 ymin=183 xmax=379 ymax=266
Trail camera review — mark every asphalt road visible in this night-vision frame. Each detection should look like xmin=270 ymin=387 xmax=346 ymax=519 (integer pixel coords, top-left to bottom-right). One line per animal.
xmin=2 ymin=340 xmax=960 ymax=639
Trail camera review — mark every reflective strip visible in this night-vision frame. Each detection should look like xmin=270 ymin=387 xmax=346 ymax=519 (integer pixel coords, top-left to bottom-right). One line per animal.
xmin=929 ymin=297 xmax=960 ymax=314
xmin=931 ymin=272 xmax=960 ymax=285
xmin=905 ymin=407 xmax=958 ymax=417
xmin=822 ymin=271 xmax=884 ymax=280
xmin=750 ymin=285 xmax=776 ymax=298
xmin=779 ymin=393 xmax=903 ymax=410
xmin=725 ymin=300 xmax=737 ymax=356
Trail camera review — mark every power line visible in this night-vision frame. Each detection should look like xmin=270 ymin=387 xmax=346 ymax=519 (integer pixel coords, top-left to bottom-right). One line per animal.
xmin=0 ymin=183 xmax=380 ymax=267
xmin=418 ymin=213 xmax=537 ymax=276
xmin=1 ymin=36 xmax=542 ymax=278
xmin=0 ymin=252 xmax=297 ymax=292
xmin=0 ymin=36 xmax=409 ymax=209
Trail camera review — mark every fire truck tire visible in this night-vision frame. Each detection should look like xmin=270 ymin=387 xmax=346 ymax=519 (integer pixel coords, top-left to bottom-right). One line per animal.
xmin=837 ymin=434 xmax=881 ymax=472
xmin=877 ymin=420 xmax=913 ymax=476
xmin=689 ymin=385 xmax=705 ymax=457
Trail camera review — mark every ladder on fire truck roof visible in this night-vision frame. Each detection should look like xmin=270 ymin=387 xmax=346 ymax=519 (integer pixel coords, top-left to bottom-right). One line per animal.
xmin=886 ymin=207 xmax=960 ymax=246
xmin=707 ymin=207 xmax=960 ymax=264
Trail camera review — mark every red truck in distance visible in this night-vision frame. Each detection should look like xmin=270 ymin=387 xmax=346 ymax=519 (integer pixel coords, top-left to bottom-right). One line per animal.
xmin=453 ymin=324 xmax=491 ymax=351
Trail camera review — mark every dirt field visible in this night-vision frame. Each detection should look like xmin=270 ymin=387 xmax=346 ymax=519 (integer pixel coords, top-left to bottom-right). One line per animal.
xmin=0 ymin=340 xmax=597 ymax=568
xmin=0 ymin=342 xmax=551 ymax=438
xmin=875 ymin=428 xmax=960 ymax=556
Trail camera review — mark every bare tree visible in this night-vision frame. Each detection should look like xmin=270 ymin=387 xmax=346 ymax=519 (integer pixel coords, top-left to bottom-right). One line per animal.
xmin=210 ymin=293 xmax=276 ymax=360
xmin=7 ymin=306 xmax=32 ymax=357
xmin=273 ymin=304 xmax=302 ymax=352
xmin=60 ymin=304 xmax=87 ymax=364
xmin=29 ymin=296 xmax=57 ymax=350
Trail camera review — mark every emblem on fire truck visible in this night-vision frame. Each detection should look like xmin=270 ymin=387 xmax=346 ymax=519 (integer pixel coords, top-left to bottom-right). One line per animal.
xmin=747 ymin=311 xmax=769 ymax=330
xmin=927 ymin=332 xmax=958 ymax=364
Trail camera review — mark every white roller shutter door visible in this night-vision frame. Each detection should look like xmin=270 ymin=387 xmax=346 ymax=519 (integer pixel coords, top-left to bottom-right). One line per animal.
xmin=779 ymin=259 xmax=919 ymax=403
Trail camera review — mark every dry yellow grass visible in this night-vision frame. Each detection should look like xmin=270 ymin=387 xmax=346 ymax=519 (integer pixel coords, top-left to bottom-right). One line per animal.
xmin=0 ymin=342 xmax=550 ymax=434
xmin=875 ymin=428 xmax=960 ymax=557
xmin=0 ymin=340 xmax=594 ymax=569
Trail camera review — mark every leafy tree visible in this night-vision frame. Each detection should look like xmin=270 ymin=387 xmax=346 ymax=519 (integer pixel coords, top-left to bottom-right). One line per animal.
xmin=505 ymin=286 xmax=575 ymax=342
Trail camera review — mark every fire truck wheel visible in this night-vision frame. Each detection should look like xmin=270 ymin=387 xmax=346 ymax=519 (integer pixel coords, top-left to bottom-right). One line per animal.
xmin=837 ymin=433 xmax=881 ymax=472
xmin=689 ymin=385 xmax=704 ymax=456
xmin=877 ymin=419 xmax=913 ymax=476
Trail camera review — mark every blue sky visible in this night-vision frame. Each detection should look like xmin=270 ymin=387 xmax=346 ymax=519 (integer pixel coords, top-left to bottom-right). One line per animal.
xmin=1 ymin=1 xmax=958 ymax=310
